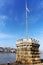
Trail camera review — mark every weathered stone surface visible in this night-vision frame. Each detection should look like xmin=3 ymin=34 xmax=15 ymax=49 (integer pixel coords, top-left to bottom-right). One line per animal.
xmin=16 ymin=38 xmax=41 ymax=64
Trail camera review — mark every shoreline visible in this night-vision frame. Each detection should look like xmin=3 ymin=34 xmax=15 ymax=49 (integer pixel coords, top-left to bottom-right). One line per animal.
xmin=0 ymin=62 xmax=43 ymax=65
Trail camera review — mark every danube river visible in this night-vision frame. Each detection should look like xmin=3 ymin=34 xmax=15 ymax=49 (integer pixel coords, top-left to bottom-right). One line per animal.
xmin=0 ymin=53 xmax=43 ymax=64
xmin=0 ymin=53 xmax=16 ymax=64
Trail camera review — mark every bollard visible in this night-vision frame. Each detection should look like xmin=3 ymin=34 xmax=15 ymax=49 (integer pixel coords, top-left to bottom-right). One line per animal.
xmin=8 ymin=63 xmax=10 ymax=65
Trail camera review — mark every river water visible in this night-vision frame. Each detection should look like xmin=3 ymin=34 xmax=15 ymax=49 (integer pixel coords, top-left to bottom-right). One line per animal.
xmin=0 ymin=53 xmax=43 ymax=64
xmin=0 ymin=53 xmax=16 ymax=64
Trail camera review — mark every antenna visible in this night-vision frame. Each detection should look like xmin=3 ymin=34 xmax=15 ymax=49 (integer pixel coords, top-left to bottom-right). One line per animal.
xmin=26 ymin=0 xmax=29 ymax=39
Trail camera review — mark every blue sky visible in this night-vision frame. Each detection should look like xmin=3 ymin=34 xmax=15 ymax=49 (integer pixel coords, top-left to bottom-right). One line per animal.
xmin=0 ymin=0 xmax=43 ymax=51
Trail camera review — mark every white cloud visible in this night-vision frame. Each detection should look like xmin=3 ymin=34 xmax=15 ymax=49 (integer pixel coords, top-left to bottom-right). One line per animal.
xmin=37 ymin=0 xmax=43 ymax=10
xmin=0 ymin=0 xmax=5 ymax=8
xmin=29 ymin=10 xmax=43 ymax=24
xmin=14 ymin=16 xmax=19 ymax=22
xmin=0 ymin=15 xmax=8 ymax=27
xmin=0 ymin=0 xmax=15 ymax=8
xmin=29 ymin=16 xmax=39 ymax=24
xmin=0 ymin=32 xmax=23 ymax=39
xmin=0 ymin=33 xmax=15 ymax=39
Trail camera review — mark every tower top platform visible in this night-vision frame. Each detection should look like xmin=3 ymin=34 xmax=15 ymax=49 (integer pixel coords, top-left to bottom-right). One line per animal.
xmin=16 ymin=38 xmax=39 ymax=45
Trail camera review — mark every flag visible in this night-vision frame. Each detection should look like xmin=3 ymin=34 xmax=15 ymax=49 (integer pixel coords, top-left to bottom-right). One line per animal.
xmin=26 ymin=2 xmax=30 ymax=12
xmin=26 ymin=7 xmax=30 ymax=12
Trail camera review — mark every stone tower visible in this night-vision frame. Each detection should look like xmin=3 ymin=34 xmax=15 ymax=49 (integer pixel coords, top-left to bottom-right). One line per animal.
xmin=16 ymin=38 xmax=41 ymax=64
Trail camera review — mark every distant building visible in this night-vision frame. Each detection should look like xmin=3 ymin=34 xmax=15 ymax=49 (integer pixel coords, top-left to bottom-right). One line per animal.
xmin=0 ymin=47 xmax=4 ymax=52
xmin=16 ymin=38 xmax=41 ymax=64
xmin=4 ymin=47 xmax=10 ymax=52
xmin=10 ymin=49 xmax=15 ymax=53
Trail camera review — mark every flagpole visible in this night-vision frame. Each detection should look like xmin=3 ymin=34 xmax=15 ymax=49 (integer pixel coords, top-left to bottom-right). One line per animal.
xmin=26 ymin=0 xmax=29 ymax=39
xmin=26 ymin=1 xmax=28 ymax=39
